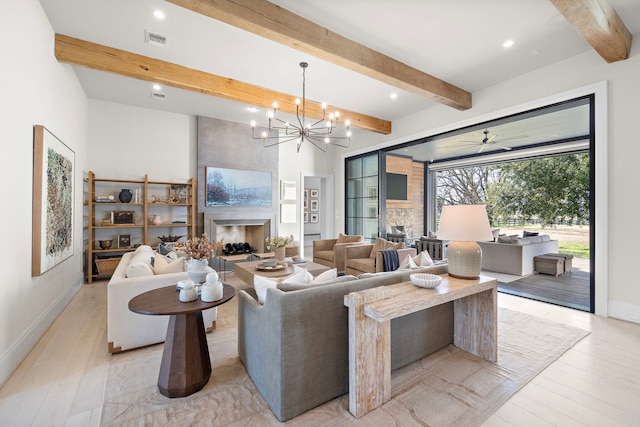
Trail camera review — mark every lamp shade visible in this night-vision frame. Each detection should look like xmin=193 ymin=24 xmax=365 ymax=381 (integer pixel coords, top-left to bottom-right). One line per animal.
xmin=437 ymin=205 xmax=493 ymax=242
xmin=437 ymin=205 xmax=493 ymax=279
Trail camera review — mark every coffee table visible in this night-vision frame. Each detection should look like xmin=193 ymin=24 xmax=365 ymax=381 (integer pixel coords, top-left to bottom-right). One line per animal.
xmin=234 ymin=260 xmax=330 ymax=286
xmin=128 ymin=284 xmax=235 ymax=398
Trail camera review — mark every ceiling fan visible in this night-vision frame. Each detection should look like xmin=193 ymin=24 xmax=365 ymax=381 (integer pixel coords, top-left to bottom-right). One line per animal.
xmin=449 ymin=129 xmax=524 ymax=155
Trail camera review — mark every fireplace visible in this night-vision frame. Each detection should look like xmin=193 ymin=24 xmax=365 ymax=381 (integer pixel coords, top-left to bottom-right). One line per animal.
xmin=204 ymin=214 xmax=273 ymax=254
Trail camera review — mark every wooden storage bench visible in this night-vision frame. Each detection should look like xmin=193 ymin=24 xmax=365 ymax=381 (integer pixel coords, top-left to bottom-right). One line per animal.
xmin=534 ymin=255 xmax=564 ymax=276
xmin=543 ymin=253 xmax=574 ymax=273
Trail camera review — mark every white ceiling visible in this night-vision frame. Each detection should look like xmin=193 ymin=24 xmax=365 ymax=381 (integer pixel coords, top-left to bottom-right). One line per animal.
xmin=39 ymin=0 xmax=639 ymax=158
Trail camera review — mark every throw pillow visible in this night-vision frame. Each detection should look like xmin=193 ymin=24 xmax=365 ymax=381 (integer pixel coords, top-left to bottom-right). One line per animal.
xmin=133 ymin=245 xmax=153 ymax=255
xmin=523 ymin=230 xmax=539 ymax=237
xmin=282 ymin=268 xmax=312 ymax=285
xmin=428 ymin=230 xmax=437 ymax=239
xmin=370 ymin=238 xmax=405 ymax=258
xmin=125 ymin=251 xmax=155 ymax=278
xmin=337 ymin=233 xmax=362 ymax=243
xmin=152 ymin=253 xmax=185 ymax=275
xmin=254 ymin=275 xmax=278 ymax=304
xmin=413 ymin=250 xmax=433 ymax=266
xmin=491 ymin=228 xmax=501 ymax=241
xmin=399 ymin=253 xmax=418 ymax=269
xmin=278 ymin=268 xmax=339 ymax=291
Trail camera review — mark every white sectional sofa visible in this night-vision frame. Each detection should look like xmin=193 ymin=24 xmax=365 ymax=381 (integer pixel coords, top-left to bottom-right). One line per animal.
xmin=107 ymin=248 xmax=217 ymax=353
xmin=478 ymin=234 xmax=558 ymax=276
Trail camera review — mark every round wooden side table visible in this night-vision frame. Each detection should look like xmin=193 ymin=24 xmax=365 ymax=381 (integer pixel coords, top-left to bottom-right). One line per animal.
xmin=128 ymin=284 xmax=235 ymax=397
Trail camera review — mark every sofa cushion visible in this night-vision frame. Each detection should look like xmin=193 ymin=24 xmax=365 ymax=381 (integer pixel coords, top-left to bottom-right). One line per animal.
xmin=370 ymin=238 xmax=404 ymax=258
xmin=523 ymin=230 xmax=539 ymax=237
xmin=152 ymin=253 xmax=185 ymax=275
xmin=347 ymin=257 xmax=375 ymax=271
xmin=314 ymin=250 xmax=334 ymax=263
xmin=540 ymin=234 xmax=551 ymax=241
xmin=512 ymin=238 xmax=532 ymax=245
xmin=133 ymin=244 xmax=153 ymax=254
xmin=491 ymin=228 xmax=500 ymax=241
xmin=125 ymin=251 xmax=155 ymax=278
xmin=337 ymin=233 xmax=363 ymax=243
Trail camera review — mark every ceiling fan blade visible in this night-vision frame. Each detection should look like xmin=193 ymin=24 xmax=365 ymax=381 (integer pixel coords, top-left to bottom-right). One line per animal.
xmin=487 ymin=134 xmax=497 ymax=143
xmin=478 ymin=145 xmax=486 ymax=153
xmin=492 ymin=143 xmax=513 ymax=151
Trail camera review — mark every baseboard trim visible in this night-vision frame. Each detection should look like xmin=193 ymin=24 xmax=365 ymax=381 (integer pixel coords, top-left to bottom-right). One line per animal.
xmin=608 ymin=300 xmax=640 ymax=325
xmin=0 ymin=273 xmax=83 ymax=386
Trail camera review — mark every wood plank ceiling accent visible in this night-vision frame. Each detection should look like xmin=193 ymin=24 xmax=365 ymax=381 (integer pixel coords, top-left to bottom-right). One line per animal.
xmin=54 ymin=34 xmax=391 ymax=134
xmin=166 ymin=0 xmax=473 ymax=111
xmin=549 ymin=0 xmax=632 ymax=63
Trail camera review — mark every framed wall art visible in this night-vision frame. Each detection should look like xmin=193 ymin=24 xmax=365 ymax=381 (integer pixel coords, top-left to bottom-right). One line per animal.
xmin=310 ymin=199 xmax=319 ymax=212
xmin=310 ymin=188 xmax=319 ymax=198
xmin=205 ymin=166 xmax=272 ymax=207
xmin=118 ymin=234 xmax=132 ymax=248
xmin=281 ymin=180 xmax=297 ymax=201
xmin=310 ymin=213 xmax=319 ymax=223
xmin=32 ymin=125 xmax=75 ymax=276
xmin=111 ymin=210 xmax=135 ymax=225
xmin=170 ymin=184 xmax=188 ymax=204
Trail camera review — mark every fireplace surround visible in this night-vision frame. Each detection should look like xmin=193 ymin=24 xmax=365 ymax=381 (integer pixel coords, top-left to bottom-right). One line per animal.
xmin=204 ymin=214 xmax=274 ymax=254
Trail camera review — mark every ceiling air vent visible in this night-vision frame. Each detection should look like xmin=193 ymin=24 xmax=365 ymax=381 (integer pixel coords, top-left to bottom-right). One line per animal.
xmin=145 ymin=30 xmax=167 ymax=48
xmin=151 ymin=91 xmax=166 ymax=100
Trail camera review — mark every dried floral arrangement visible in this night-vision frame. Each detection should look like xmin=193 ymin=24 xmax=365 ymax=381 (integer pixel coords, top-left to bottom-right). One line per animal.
xmin=265 ymin=234 xmax=294 ymax=249
xmin=174 ymin=233 xmax=224 ymax=260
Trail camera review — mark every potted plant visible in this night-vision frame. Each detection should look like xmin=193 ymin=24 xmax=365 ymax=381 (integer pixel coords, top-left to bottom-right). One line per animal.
xmin=265 ymin=234 xmax=293 ymax=261
xmin=175 ymin=233 xmax=224 ymax=284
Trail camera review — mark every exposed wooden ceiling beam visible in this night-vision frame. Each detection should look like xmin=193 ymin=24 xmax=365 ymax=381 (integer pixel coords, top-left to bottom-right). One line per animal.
xmin=166 ymin=0 xmax=472 ymax=111
xmin=54 ymin=34 xmax=391 ymax=134
xmin=549 ymin=0 xmax=632 ymax=63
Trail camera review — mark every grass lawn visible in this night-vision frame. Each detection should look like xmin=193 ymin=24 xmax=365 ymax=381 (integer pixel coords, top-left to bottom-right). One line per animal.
xmin=558 ymin=242 xmax=590 ymax=258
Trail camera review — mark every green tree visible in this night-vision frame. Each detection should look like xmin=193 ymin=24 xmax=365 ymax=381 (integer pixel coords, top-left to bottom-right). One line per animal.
xmin=436 ymin=166 xmax=500 ymax=220
xmin=486 ymin=153 xmax=589 ymax=226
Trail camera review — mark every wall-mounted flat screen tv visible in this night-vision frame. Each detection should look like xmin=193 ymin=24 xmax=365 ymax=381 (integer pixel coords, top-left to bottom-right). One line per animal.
xmin=386 ymin=173 xmax=408 ymax=200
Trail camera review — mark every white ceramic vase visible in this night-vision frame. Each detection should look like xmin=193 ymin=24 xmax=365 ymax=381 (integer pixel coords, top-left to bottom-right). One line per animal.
xmin=275 ymin=247 xmax=286 ymax=262
xmin=188 ymin=259 xmax=213 ymax=284
xmin=201 ymin=282 xmax=223 ymax=302
xmin=151 ymin=214 xmax=162 ymax=225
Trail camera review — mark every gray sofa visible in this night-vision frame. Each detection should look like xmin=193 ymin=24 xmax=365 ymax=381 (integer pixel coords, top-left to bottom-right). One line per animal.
xmin=237 ymin=264 xmax=451 ymax=421
xmin=478 ymin=235 xmax=558 ymax=276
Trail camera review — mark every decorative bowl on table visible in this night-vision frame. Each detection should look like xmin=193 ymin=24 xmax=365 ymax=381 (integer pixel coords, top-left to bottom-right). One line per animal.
xmin=410 ymin=273 xmax=442 ymax=288
xmin=263 ymin=259 xmax=278 ymax=268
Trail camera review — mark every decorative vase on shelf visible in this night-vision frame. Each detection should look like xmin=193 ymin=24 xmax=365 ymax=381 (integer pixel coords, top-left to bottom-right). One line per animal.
xmin=275 ymin=247 xmax=286 ymax=262
xmin=188 ymin=259 xmax=214 ymax=284
xmin=151 ymin=214 xmax=162 ymax=225
xmin=118 ymin=188 xmax=133 ymax=203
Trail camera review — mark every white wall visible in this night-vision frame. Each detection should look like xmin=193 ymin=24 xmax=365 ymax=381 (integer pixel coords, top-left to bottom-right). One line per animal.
xmin=0 ymin=0 xmax=88 ymax=384
xmin=88 ymin=100 xmax=196 ymax=181
xmin=337 ymin=41 xmax=640 ymax=323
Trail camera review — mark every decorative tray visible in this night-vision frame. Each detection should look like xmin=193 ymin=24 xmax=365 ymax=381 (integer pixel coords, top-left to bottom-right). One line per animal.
xmin=255 ymin=264 xmax=286 ymax=271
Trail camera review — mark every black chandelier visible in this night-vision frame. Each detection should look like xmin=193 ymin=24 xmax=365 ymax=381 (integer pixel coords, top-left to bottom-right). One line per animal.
xmin=251 ymin=62 xmax=351 ymax=153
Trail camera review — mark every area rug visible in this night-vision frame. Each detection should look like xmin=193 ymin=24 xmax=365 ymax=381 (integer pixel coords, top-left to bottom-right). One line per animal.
xmin=100 ymin=298 xmax=589 ymax=426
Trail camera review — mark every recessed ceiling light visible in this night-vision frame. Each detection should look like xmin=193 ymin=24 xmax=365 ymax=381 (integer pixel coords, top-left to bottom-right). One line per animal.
xmin=153 ymin=84 xmax=161 ymax=91
xmin=154 ymin=10 xmax=165 ymax=20
xmin=390 ymin=92 xmax=398 ymax=99
xmin=247 ymin=107 xmax=258 ymax=112
xmin=503 ymin=40 xmax=514 ymax=48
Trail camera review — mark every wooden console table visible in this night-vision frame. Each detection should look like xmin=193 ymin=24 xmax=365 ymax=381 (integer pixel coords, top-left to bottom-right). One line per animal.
xmin=343 ymin=274 xmax=497 ymax=417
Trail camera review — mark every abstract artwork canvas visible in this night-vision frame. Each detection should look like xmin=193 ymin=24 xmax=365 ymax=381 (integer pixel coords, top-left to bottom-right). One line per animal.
xmin=32 ymin=125 xmax=74 ymax=276
xmin=205 ymin=167 xmax=272 ymax=207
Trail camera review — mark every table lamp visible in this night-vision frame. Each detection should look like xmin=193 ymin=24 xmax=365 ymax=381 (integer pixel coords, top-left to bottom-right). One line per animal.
xmin=437 ymin=204 xmax=493 ymax=279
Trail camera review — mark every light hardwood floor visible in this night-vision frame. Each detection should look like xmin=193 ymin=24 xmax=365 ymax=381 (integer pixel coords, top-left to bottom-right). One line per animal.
xmin=1 ymin=278 xmax=639 ymax=426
